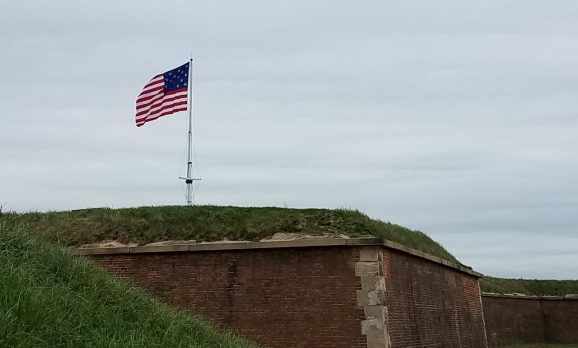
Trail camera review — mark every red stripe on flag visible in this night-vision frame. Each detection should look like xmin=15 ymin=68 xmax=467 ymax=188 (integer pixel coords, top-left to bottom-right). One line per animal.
xmin=136 ymin=106 xmax=188 ymax=127
xmin=136 ymin=100 xmax=188 ymax=122
xmin=137 ymin=86 xmax=164 ymax=100
xmin=136 ymin=92 xmax=187 ymax=116
xmin=137 ymin=87 xmax=187 ymax=109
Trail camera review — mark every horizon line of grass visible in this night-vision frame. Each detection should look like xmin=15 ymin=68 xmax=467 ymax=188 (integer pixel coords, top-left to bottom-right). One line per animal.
xmin=480 ymin=276 xmax=578 ymax=296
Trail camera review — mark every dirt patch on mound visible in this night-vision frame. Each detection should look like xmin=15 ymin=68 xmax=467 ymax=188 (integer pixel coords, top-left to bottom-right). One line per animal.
xmin=79 ymin=240 xmax=137 ymax=248
xmin=260 ymin=232 xmax=351 ymax=242
xmin=79 ymin=233 xmax=352 ymax=248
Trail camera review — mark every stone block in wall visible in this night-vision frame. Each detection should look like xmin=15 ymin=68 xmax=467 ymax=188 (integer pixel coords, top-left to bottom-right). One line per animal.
xmin=356 ymin=247 xmax=391 ymax=348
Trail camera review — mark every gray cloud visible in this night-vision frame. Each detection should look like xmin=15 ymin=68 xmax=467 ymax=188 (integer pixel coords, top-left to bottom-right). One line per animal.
xmin=1 ymin=0 xmax=577 ymax=278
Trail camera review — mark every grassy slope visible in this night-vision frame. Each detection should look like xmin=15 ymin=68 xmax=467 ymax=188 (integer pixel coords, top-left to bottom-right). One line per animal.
xmin=5 ymin=205 xmax=458 ymax=263
xmin=480 ymin=276 xmax=578 ymax=296
xmin=0 ymin=218 xmax=254 ymax=348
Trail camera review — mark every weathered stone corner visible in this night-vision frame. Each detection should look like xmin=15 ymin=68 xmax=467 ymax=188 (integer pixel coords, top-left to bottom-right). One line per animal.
xmin=356 ymin=246 xmax=391 ymax=348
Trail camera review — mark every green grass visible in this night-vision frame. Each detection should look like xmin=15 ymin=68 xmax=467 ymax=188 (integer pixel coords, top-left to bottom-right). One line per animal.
xmin=4 ymin=205 xmax=458 ymax=263
xmin=0 ymin=217 xmax=255 ymax=348
xmin=480 ymin=276 xmax=578 ymax=296
xmin=8 ymin=205 xmax=578 ymax=296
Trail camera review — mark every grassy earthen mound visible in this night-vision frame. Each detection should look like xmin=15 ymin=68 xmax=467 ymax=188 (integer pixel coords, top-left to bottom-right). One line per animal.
xmin=5 ymin=205 xmax=457 ymax=263
xmin=0 ymin=217 xmax=254 ymax=347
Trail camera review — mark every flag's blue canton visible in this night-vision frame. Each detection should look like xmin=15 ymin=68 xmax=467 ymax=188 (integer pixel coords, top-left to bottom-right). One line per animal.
xmin=163 ymin=62 xmax=189 ymax=92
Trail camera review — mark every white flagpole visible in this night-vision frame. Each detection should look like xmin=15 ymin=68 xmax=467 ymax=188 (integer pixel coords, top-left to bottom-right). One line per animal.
xmin=180 ymin=58 xmax=200 ymax=205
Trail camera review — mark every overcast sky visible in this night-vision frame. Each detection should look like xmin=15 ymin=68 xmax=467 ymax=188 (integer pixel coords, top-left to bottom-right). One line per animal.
xmin=1 ymin=1 xmax=577 ymax=279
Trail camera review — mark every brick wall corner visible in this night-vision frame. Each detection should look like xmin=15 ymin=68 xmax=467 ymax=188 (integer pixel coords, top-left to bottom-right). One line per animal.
xmin=356 ymin=246 xmax=391 ymax=348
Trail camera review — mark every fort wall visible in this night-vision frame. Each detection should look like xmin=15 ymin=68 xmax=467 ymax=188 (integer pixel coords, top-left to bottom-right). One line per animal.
xmin=482 ymin=293 xmax=578 ymax=347
xmin=79 ymin=238 xmax=487 ymax=348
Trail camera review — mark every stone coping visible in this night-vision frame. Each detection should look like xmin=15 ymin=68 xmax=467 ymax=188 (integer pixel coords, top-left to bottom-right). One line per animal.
xmin=75 ymin=237 xmax=482 ymax=277
xmin=482 ymin=292 xmax=578 ymax=301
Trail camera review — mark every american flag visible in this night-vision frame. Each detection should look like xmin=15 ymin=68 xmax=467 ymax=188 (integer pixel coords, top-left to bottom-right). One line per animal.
xmin=135 ymin=62 xmax=189 ymax=127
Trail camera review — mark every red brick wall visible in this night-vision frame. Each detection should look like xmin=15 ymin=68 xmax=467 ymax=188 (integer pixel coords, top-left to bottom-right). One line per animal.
xmin=482 ymin=295 xmax=578 ymax=347
xmin=383 ymin=249 xmax=487 ymax=348
xmin=543 ymin=299 xmax=578 ymax=343
xmin=87 ymin=244 xmax=488 ymax=348
xmin=482 ymin=296 xmax=545 ymax=347
xmin=91 ymin=247 xmax=367 ymax=348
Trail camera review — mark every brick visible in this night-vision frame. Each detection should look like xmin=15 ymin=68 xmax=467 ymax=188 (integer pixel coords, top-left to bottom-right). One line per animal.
xmin=382 ymin=249 xmax=487 ymax=348
xmin=89 ymin=247 xmax=367 ymax=348
xmin=86 ymin=245 xmax=488 ymax=348
xmin=482 ymin=295 xmax=578 ymax=346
